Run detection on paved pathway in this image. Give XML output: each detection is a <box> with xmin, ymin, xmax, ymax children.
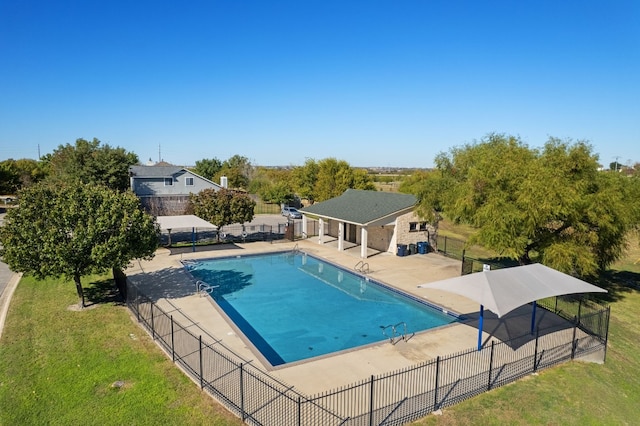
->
<box><xmin>0</xmin><ymin>212</ymin><xmax>22</xmax><ymax>339</ymax></box>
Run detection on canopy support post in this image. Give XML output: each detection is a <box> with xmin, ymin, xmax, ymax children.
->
<box><xmin>478</xmin><ymin>304</ymin><xmax>484</xmax><ymax>351</ymax></box>
<box><xmin>192</xmin><ymin>227</ymin><xmax>196</xmax><ymax>252</ymax></box>
<box><xmin>530</xmin><ymin>301</ymin><xmax>537</xmax><ymax>334</ymax></box>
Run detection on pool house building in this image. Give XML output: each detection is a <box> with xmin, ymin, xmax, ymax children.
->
<box><xmin>300</xmin><ymin>189</ymin><xmax>436</xmax><ymax>258</ymax></box>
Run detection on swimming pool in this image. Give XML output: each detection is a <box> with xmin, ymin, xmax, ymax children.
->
<box><xmin>184</xmin><ymin>251</ymin><xmax>459</xmax><ymax>366</ymax></box>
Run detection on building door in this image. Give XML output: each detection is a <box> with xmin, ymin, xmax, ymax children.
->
<box><xmin>344</xmin><ymin>223</ymin><xmax>358</xmax><ymax>244</ymax></box>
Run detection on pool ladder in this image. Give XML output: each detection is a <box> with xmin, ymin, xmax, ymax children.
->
<box><xmin>354</xmin><ymin>260</ymin><xmax>370</xmax><ymax>274</ymax></box>
<box><xmin>381</xmin><ymin>322</ymin><xmax>415</xmax><ymax>344</ymax></box>
<box><xmin>196</xmin><ymin>280</ymin><xmax>219</xmax><ymax>297</ymax></box>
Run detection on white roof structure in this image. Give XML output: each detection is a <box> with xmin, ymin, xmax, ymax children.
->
<box><xmin>156</xmin><ymin>215</ymin><xmax>217</xmax><ymax>231</ymax></box>
<box><xmin>419</xmin><ymin>263</ymin><xmax>607</xmax><ymax>318</ymax></box>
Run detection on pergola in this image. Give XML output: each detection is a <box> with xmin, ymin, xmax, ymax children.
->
<box><xmin>156</xmin><ymin>215</ymin><xmax>217</xmax><ymax>251</ymax></box>
<box><xmin>418</xmin><ymin>263</ymin><xmax>607</xmax><ymax>350</ymax></box>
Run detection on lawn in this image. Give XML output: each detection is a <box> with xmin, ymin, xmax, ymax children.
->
<box><xmin>0</xmin><ymin>274</ymin><xmax>243</xmax><ymax>426</ymax></box>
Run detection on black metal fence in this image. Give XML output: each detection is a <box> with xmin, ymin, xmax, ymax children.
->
<box><xmin>125</xmin><ymin>278</ymin><xmax>609</xmax><ymax>426</ymax></box>
<box><xmin>160</xmin><ymin>220</ymin><xmax>319</xmax><ymax>247</ymax></box>
<box><xmin>433</xmin><ymin>235</ymin><xmax>467</xmax><ymax>259</ymax></box>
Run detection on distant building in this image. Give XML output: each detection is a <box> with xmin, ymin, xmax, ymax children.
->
<box><xmin>129</xmin><ymin>164</ymin><xmax>222</xmax><ymax>215</ymax></box>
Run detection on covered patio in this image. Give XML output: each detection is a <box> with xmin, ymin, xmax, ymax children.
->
<box><xmin>156</xmin><ymin>215</ymin><xmax>217</xmax><ymax>251</ymax></box>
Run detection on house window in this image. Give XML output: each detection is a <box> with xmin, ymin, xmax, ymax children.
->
<box><xmin>419</xmin><ymin>222</ymin><xmax>428</xmax><ymax>231</ymax></box>
<box><xmin>409</xmin><ymin>222</ymin><xmax>418</xmax><ymax>232</ymax></box>
<box><xmin>164</xmin><ymin>178</ymin><xmax>173</xmax><ymax>186</ymax></box>
<box><xmin>185</xmin><ymin>177</ymin><xmax>194</xmax><ymax>186</ymax></box>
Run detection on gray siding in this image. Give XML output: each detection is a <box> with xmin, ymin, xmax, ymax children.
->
<box><xmin>132</xmin><ymin>170</ymin><xmax>218</xmax><ymax>196</ymax></box>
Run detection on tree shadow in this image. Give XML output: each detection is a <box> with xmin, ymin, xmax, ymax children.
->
<box><xmin>590</xmin><ymin>270</ymin><xmax>640</xmax><ymax>304</ymax></box>
<box><xmin>130</xmin><ymin>267</ymin><xmax>199</xmax><ymax>302</ymax></box>
<box><xmin>187</xmin><ymin>267</ymin><xmax>254</xmax><ymax>298</ymax></box>
<box><xmin>84</xmin><ymin>277</ymin><xmax>123</xmax><ymax>307</ymax></box>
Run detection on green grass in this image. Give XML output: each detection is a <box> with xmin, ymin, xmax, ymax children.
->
<box><xmin>0</xmin><ymin>275</ymin><xmax>243</xmax><ymax>426</ymax></box>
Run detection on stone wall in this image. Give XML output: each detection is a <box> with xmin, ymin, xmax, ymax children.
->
<box><xmin>394</xmin><ymin>211</ymin><xmax>436</xmax><ymax>249</ymax></box>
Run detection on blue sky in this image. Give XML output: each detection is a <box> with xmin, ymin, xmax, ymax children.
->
<box><xmin>1</xmin><ymin>1</ymin><xmax>639</xmax><ymax>168</ymax></box>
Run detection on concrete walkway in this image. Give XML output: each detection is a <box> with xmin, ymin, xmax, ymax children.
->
<box><xmin>0</xmin><ymin>211</ymin><xmax>22</xmax><ymax>340</ymax></box>
<box><xmin>126</xmin><ymin>238</ymin><xmax>580</xmax><ymax>395</ymax></box>
<box><xmin>0</xmin><ymin>262</ymin><xmax>21</xmax><ymax>340</ymax></box>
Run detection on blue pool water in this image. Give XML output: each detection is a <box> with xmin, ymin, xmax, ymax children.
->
<box><xmin>185</xmin><ymin>252</ymin><xmax>458</xmax><ymax>366</ymax></box>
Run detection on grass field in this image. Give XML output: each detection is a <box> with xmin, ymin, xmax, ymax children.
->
<box><xmin>0</xmin><ymin>275</ymin><xmax>242</xmax><ymax>426</ymax></box>
<box><xmin>1</xmin><ymin>231</ymin><xmax>639</xmax><ymax>425</ymax></box>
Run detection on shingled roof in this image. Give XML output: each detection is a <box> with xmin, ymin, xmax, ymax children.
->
<box><xmin>129</xmin><ymin>165</ymin><xmax>185</xmax><ymax>177</ymax></box>
<box><xmin>300</xmin><ymin>189</ymin><xmax>417</xmax><ymax>225</ymax></box>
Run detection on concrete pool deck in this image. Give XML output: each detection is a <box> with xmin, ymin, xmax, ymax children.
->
<box><xmin>125</xmin><ymin>239</ymin><xmax>584</xmax><ymax>395</ymax></box>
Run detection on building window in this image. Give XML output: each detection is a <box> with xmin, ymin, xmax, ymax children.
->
<box><xmin>185</xmin><ymin>177</ymin><xmax>194</xmax><ymax>186</ymax></box>
<box><xmin>419</xmin><ymin>222</ymin><xmax>428</xmax><ymax>231</ymax></box>
<box><xmin>164</xmin><ymin>178</ymin><xmax>173</xmax><ymax>186</ymax></box>
<box><xmin>409</xmin><ymin>222</ymin><xmax>418</xmax><ymax>232</ymax></box>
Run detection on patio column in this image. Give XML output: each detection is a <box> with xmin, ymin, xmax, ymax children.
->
<box><xmin>301</xmin><ymin>215</ymin><xmax>308</xmax><ymax>238</ymax></box>
<box><xmin>318</xmin><ymin>218</ymin><xmax>324</xmax><ymax>244</ymax></box>
<box><xmin>360</xmin><ymin>226</ymin><xmax>368</xmax><ymax>259</ymax></box>
<box><xmin>338</xmin><ymin>222</ymin><xmax>344</xmax><ymax>251</ymax></box>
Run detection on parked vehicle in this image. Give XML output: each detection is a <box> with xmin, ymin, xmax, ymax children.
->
<box><xmin>281</xmin><ymin>206</ymin><xmax>302</xmax><ymax>219</ymax></box>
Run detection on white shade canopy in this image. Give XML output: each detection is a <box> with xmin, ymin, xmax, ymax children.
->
<box><xmin>156</xmin><ymin>215</ymin><xmax>217</xmax><ymax>231</ymax></box>
<box><xmin>418</xmin><ymin>263</ymin><xmax>607</xmax><ymax>318</ymax></box>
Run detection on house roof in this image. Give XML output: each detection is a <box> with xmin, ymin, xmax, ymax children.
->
<box><xmin>300</xmin><ymin>189</ymin><xmax>417</xmax><ymax>225</ymax></box>
<box><xmin>129</xmin><ymin>165</ymin><xmax>185</xmax><ymax>178</ymax></box>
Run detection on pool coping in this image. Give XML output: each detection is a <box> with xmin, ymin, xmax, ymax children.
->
<box><xmin>179</xmin><ymin>249</ymin><xmax>465</xmax><ymax>370</ymax></box>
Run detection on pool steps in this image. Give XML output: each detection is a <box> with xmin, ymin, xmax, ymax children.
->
<box><xmin>354</xmin><ymin>260</ymin><xmax>370</xmax><ymax>274</ymax></box>
<box><xmin>196</xmin><ymin>280</ymin><xmax>219</xmax><ymax>297</ymax></box>
<box><xmin>381</xmin><ymin>321</ymin><xmax>415</xmax><ymax>344</ymax></box>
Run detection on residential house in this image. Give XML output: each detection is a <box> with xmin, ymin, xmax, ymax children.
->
<box><xmin>129</xmin><ymin>164</ymin><xmax>223</xmax><ymax>215</ymax></box>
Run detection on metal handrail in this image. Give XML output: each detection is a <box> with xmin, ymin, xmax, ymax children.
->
<box><xmin>354</xmin><ymin>261</ymin><xmax>370</xmax><ymax>274</ymax></box>
<box><xmin>381</xmin><ymin>321</ymin><xmax>413</xmax><ymax>344</ymax></box>
<box><xmin>196</xmin><ymin>280</ymin><xmax>219</xmax><ymax>297</ymax></box>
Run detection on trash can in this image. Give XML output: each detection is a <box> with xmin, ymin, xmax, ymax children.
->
<box><xmin>408</xmin><ymin>243</ymin><xmax>416</xmax><ymax>255</ymax></box>
<box><xmin>397</xmin><ymin>244</ymin><xmax>407</xmax><ymax>257</ymax></box>
<box><xmin>418</xmin><ymin>241</ymin><xmax>429</xmax><ymax>254</ymax></box>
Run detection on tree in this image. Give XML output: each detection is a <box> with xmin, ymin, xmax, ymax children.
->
<box><xmin>0</xmin><ymin>160</ymin><xmax>20</xmax><ymax>194</ymax></box>
<box><xmin>42</xmin><ymin>138</ymin><xmax>139</xmax><ymax>191</ymax></box>
<box><xmin>291</xmin><ymin>159</ymin><xmax>319</xmax><ymax>203</ymax></box>
<box><xmin>248</xmin><ymin>167</ymin><xmax>296</xmax><ymax>205</ymax></box>
<box><xmin>399</xmin><ymin>169</ymin><xmax>450</xmax><ymax>235</ymax></box>
<box><xmin>218</xmin><ymin>155</ymin><xmax>252</xmax><ymax>190</ymax></box>
<box><xmin>409</xmin><ymin>133</ymin><xmax>639</xmax><ymax>277</ymax></box>
<box><xmin>0</xmin><ymin>182</ymin><xmax>159</xmax><ymax>308</ymax></box>
<box><xmin>191</xmin><ymin>157</ymin><xmax>223</xmax><ymax>181</ymax></box>
<box><xmin>314</xmin><ymin>158</ymin><xmax>376</xmax><ymax>202</ymax></box>
<box><xmin>290</xmin><ymin>158</ymin><xmax>376</xmax><ymax>203</ymax></box>
<box><xmin>189</xmin><ymin>188</ymin><xmax>256</xmax><ymax>239</ymax></box>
